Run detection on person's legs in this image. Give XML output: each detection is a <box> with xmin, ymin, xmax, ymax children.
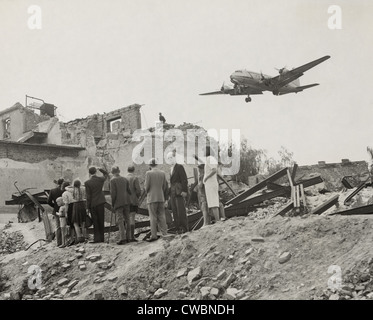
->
<box><xmin>54</xmin><ymin>213</ymin><xmax>62</xmax><ymax>246</ymax></box>
<box><xmin>96</xmin><ymin>203</ymin><xmax>105</xmax><ymax>242</ymax></box>
<box><xmin>123</xmin><ymin>205</ymin><xmax>132</xmax><ymax>241</ymax></box>
<box><xmin>201</xmin><ymin>199</ymin><xmax>210</xmax><ymax>227</ymax></box>
<box><xmin>129</xmin><ymin>207</ymin><xmax>136</xmax><ymax>240</ymax></box>
<box><xmin>210</xmin><ymin>207</ymin><xmax>220</xmax><ymax>223</ymax></box>
<box><xmin>157</xmin><ymin>202</ymin><xmax>168</xmax><ymax>236</ymax></box>
<box><xmin>219</xmin><ymin>201</ymin><xmax>226</xmax><ymax>220</ymax></box>
<box><xmin>74</xmin><ymin>222</ymin><xmax>82</xmax><ymax>240</ymax></box>
<box><xmin>170</xmin><ymin>193</ymin><xmax>180</xmax><ymax>232</ymax></box>
<box><xmin>115</xmin><ymin>207</ymin><xmax>126</xmax><ymax>243</ymax></box>
<box><xmin>175</xmin><ymin>196</ymin><xmax>188</xmax><ymax>232</ymax></box>
<box><xmin>90</xmin><ymin>205</ymin><xmax>100</xmax><ymax>242</ymax></box>
<box><xmin>147</xmin><ymin>202</ymin><xmax>158</xmax><ymax>239</ymax></box>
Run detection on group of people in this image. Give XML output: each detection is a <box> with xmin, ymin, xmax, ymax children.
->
<box><xmin>47</xmin><ymin>146</ymin><xmax>225</xmax><ymax>247</ymax></box>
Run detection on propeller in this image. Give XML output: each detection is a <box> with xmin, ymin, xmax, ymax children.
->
<box><xmin>275</xmin><ymin>66</ymin><xmax>288</xmax><ymax>75</ymax></box>
<box><xmin>220</xmin><ymin>82</ymin><xmax>232</xmax><ymax>93</ymax></box>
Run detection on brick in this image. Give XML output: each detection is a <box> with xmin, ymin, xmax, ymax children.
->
<box><xmin>108</xmin><ymin>276</ymin><xmax>118</xmax><ymax>282</ymax></box>
<box><xmin>67</xmin><ymin>280</ymin><xmax>79</xmax><ymax>290</ymax></box>
<box><xmin>61</xmin><ymin>263</ymin><xmax>71</xmax><ymax>270</ymax></box>
<box><xmin>222</xmin><ymin>273</ymin><xmax>236</xmax><ymax>288</ymax></box>
<box><xmin>79</xmin><ymin>265</ymin><xmax>86</xmax><ymax>271</ymax></box>
<box><xmin>154</xmin><ymin>288</ymin><xmax>168</xmax><ymax>299</ymax></box>
<box><xmin>176</xmin><ymin>268</ymin><xmax>188</xmax><ymax>278</ymax></box>
<box><xmin>70</xmin><ymin>290</ymin><xmax>79</xmax><ymax>296</ymax></box>
<box><xmin>210</xmin><ymin>288</ymin><xmax>219</xmax><ymax>297</ymax></box>
<box><xmin>117</xmin><ymin>285</ymin><xmax>127</xmax><ymax>296</ymax></box>
<box><xmin>278</xmin><ymin>252</ymin><xmax>291</xmax><ymax>264</ymax></box>
<box><xmin>251</xmin><ymin>237</ymin><xmax>264</xmax><ymax>242</ymax></box>
<box><xmin>178</xmin><ymin>291</ymin><xmax>187</xmax><ymax>298</ymax></box>
<box><xmin>187</xmin><ymin>267</ymin><xmax>202</xmax><ymax>284</ymax></box>
<box><xmin>217</xmin><ymin>270</ymin><xmax>227</xmax><ymax>280</ymax></box>
<box><xmin>57</xmin><ymin>278</ymin><xmax>69</xmax><ymax>286</ymax></box>
<box><xmin>86</xmin><ymin>254</ymin><xmax>101</xmax><ymax>262</ymax></box>
<box><xmin>200</xmin><ymin>287</ymin><xmax>211</xmax><ymax>299</ymax></box>
<box><xmin>61</xmin><ymin>288</ymin><xmax>69</xmax><ymax>296</ymax></box>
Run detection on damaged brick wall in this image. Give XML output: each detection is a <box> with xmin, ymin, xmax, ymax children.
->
<box><xmin>0</xmin><ymin>141</ymin><xmax>84</xmax><ymax>163</ymax></box>
<box><xmin>296</xmin><ymin>160</ymin><xmax>370</xmax><ymax>191</ymax></box>
<box><xmin>60</xmin><ymin>104</ymin><xmax>142</xmax><ymax>146</ymax></box>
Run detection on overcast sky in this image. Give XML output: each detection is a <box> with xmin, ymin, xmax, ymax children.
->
<box><xmin>1</xmin><ymin>0</ymin><xmax>373</xmax><ymax>166</ymax></box>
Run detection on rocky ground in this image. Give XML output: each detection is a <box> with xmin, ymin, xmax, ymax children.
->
<box><xmin>1</xmin><ymin>187</ymin><xmax>373</xmax><ymax>300</ymax></box>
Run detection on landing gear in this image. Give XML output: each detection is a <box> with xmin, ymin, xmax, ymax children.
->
<box><xmin>245</xmin><ymin>96</ymin><xmax>252</xmax><ymax>103</ymax></box>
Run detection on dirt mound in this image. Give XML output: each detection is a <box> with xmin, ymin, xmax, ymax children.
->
<box><xmin>1</xmin><ymin>195</ymin><xmax>373</xmax><ymax>300</ymax></box>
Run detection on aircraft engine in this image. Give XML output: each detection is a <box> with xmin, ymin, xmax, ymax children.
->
<box><xmin>220</xmin><ymin>82</ymin><xmax>232</xmax><ymax>93</ymax></box>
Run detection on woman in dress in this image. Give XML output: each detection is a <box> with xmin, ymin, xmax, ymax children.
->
<box><xmin>72</xmin><ymin>179</ymin><xmax>87</xmax><ymax>243</ymax></box>
<box><xmin>203</xmin><ymin>146</ymin><xmax>220</xmax><ymax>223</ymax></box>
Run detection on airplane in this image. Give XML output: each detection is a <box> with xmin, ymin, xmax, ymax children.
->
<box><xmin>200</xmin><ymin>55</ymin><xmax>330</xmax><ymax>102</ymax></box>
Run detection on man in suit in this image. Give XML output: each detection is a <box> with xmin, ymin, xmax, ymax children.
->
<box><xmin>144</xmin><ymin>158</ymin><xmax>169</xmax><ymax>241</ymax></box>
<box><xmin>47</xmin><ymin>178</ymin><xmax>64</xmax><ymax>246</ymax></box>
<box><xmin>85</xmin><ymin>167</ymin><xmax>109</xmax><ymax>243</ymax></box>
<box><xmin>110</xmin><ymin>166</ymin><xmax>132</xmax><ymax>245</ymax></box>
<box><xmin>166</xmin><ymin>152</ymin><xmax>189</xmax><ymax>234</ymax></box>
<box><xmin>125</xmin><ymin>165</ymin><xmax>142</xmax><ymax>242</ymax></box>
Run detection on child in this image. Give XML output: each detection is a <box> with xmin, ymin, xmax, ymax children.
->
<box><xmin>56</xmin><ymin>197</ymin><xmax>67</xmax><ymax>248</ymax></box>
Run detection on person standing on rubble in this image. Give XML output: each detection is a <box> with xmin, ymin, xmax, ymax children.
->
<box><xmin>197</xmin><ymin>164</ymin><xmax>210</xmax><ymax>228</ymax></box>
<box><xmin>203</xmin><ymin>146</ymin><xmax>220</xmax><ymax>223</ymax></box>
<box><xmin>85</xmin><ymin>167</ymin><xmax>109</xmax><ymax>243</ymax></box>
<box><xmin>110</xmin><ymin>166</ymin><xmax>132</xmax><ymax>245</ymax></box>
<box><xmin>167</xmin><ymin>151</ymin><xmax>189</xmax><ymax>234</ymax></box>
<box><xmin>61</xmin><ymin>181</ymin><xmax>76</xmax><ymax>246</ymax></box>
<box><xmin>72</xmin><ymin>179</ymin><xmax>87</xmax><ymax>243</ymax></box>
<box><xmin>47</xmin><ymin>178</ymin><xmax>64</xmax><ymax>246</ymax></box>
<box><xmin>125</xmin><ymin>165</ymin><xmax>142</xmax><ymax>242</ymax></box>
<box><xmin>144</xmin><ymin>158</ymin><xmax>169</xmax><ymax>241</ymax></box>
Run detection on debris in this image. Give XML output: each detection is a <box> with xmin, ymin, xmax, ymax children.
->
<box><xmin>176</xmin><ymin>268</ymin><xmax>188</xmax><ymax>278</ymax></box>
<box><xmin>117</xmin><ymin>285</ymin><xmax>127</xmax><ymax>296</ymax></box>
<box><xmin>154</xmin><ymin>288</ymin><xmax>168</xmax><ymax>299</ymax></box>
<box><xmin>67</xmin><ymin>280</ymin><xmax>79</xmax><ymax>290</ymax></box>
<box><xmin>216</xmin><ymin>270</ymin><xmax>227</xmax><ymax>280</ymax></box>
<box><xmin>86</xmin><ymin>254</ymin><xmax>101</xmax><ymax>262</ymax></box>
<box><xmin>200</xmin><ymin>286</ymin><xmax>211</xmax><ymax>299</ymax></box>
<box><xmin>57</xmin><ymin>278</ymin><xmax>69</xmax><ymax>286</ymax></box>
<box><xmin>278</xmin><ymin>252</ymin><xmax>291</xmax><ymax>264</ymax></box>
<box><xmin>222</xmin><ymin>273</ymin><xmax>236</xmax><ymax>288</ymax></box>
<box><xmin>251</xmin><ymin>237</ymin><xmax>264</xmax><ymax>242</ymax></box>
<box><xmin>187</xmin><ymin>267</ymin><xmax>202</xmax><ymax>284</ymax></box>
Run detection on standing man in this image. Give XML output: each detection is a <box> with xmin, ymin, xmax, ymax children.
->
<box><xmin>85</xmin><ymin>167</ymin><xmax>109</xmax><ymax>243</ymax></box>
<box><xmin>125</xmin><ymin>165</ymin><xmax>142</xmax><ymax>242</ymax></box>
<box><xmin>110</xmin><ymin>166</ymin><xmax>132</xmax><ymax>245</ymax></box>
<box><xmin>144</xmin><ymin>158</ymin><xmax>169</xmax><ymax>242</ymax></box>
<box><xmin>167</xmin><ymin>151</ymin><xmax>189</xmax><ymax>234</ymax></box>
<box><xmin>47</xmin><ymin>178</ymin><xmax>64</xmax><ymax>246</ymax></box>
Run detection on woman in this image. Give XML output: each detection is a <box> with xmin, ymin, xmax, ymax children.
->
<box><xmin>203</xmin><ymin>146</ymin><xmax>220</xmax><ymax>223</ymax></box>
<box><xmin>72</xmin><ymin>179</ymin><xmax>87</xmax><ymax>243</ymax></box>
<box><xmin>61</xmin><ymin>181</ymin><xmax>76</xmax><ymax>246</ymax></box>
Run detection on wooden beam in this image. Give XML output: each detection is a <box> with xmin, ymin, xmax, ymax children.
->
<box><xmin>329</xmin><ymin>204</ymin><xmax>373</xmax><ymax>216</ymax></box>
<box><xmin>225</xmin><ymin>167</ymin><xmax>288</xmax><ymax>205</ymax></box>
<box><xmin>300</xmin><ymin>184</ymin><xmax>307</xmax><ymax>212</ymax></box>
<box><xmin>291</xmin><ymin>163</ymin><xmax>298</xmax><ymax>185</ymax></box>
<box><xmin>273</xmin><ymin>201</ymin><xmax>294</xmax><ymax>217</ymax></box>
<box><xmin>310</xmin><ymin>195</ymin><xmax>339</xmax><ymax>215</ymax></box>
<box><xmin>226</xmin><ymin>188</ymin><xmax>290</xmax><ymax>211</ymax></box>
<box><xmin>343</xmin><ymin>177</ymin><xmax>370</xmax><ymax>205</ymax></box>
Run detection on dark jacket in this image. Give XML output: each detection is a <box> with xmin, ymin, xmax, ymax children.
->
<box><xmin>125</xmin><ymin>172</ymin><xmax>142</xmax><ymax>206</ymax></box>
<box><xmin>47</xmin><ymin>186</ymin><xmax>64</xmax><ymax>214</ymax></box>
<box><xmin>170</xmin><ymin>163</ymin><xmax>188</xmax><ymax>195</ymax></box>
<box><xmin>110</xmin><ymin>175</ymin><xmax>131</xmax><ymax>210</ymax></box>
<box><xmin>84</xmin><ymin>169</ymin><xmax>108</xmax><ymax>209</ymax></box>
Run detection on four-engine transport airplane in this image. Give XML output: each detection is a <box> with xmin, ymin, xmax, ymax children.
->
<box><xmin>200</xmin><ymin>55</ymin><xmax>330</xmax><ymax>102</ymax></box>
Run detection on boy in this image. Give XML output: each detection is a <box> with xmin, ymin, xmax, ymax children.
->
<box><xmin>56</xmin><ymin>197</ymin><xmax>67</xmax><ymax>248</ymax></box>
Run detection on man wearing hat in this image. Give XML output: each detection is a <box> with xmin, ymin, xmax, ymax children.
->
<box><xmin>144</xmin><ymin>158</ymin><xmax>169</xmax><ymax>241</ymax></box>
<box><xmin>110</xmin><ymin>166</ymin><xmax>132</xmax><ymax>245</ymax></box>
<box><xmin>84</xmin><ymin>167</ymin><xmax>109</xmax><ymax>243</ymax></box>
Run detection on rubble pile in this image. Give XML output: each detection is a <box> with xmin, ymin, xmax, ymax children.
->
<box><xmin>321</xmin><ymin>258</ymin><xmax>373</xmax><ymax>300</ymax></box>
<box><xmin>1</xmin><ymin>223</ymin><xmax>28</xmax><ymax>255</ymax></box>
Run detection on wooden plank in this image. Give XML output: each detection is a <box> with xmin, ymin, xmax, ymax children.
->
<box><xmin>225</xmin><ymin>167</ymin><xmax>288</xmax><ymax>205</ymax></box>
<box><xmin>226</xmin><ymin>188</ymin><xmax>289</xmax><ymax>211</ymax></box>
<box><xmin>287</xmin><ymin>169</ymin><xmax>294</xmax><ymax>187</ymax></box>
<box><xmin>343</xmin><ymin>177</ymin><xmax>370</xmax><ymax>205</ymax></box>
<box><xmin>310</xmin><ymin>195</ymin><xmax>339</xmax><ymax>215</ymax></box>
<box><xmin>273</xmin><ymin>201</ymin><xmax>294</xmax><ymax>217</ymax></box>
<box><xmin>291</xmin><ymin>163</ymin><xmax>298</xmax><ymax>185</ymax></box>
<box><xmin>300</xmin><ymin>184</ymin><xmax>307</xmax><ymax>211</ymax></box>
<box><xmin>329</xmin><ymin>204</ymin><xmax>373</xmax><ymax>216</ymax></box>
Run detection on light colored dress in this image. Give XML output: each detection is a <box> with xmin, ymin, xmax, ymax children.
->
<box><xmin>204</xmin><ymin>155</ymin><xmax>219</xmax><ymax>208</ymax></box>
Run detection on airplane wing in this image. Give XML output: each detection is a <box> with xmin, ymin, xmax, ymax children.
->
<box><xmin>267</xmin><ymin>55</ymin><xmax>330</xmax><ymax>89</ymax></box>
<box><xmin>278</xmin><ymin>83</ymin><xmax>319</xmax><ymax>95</ymax></box>
<box><xmin>200</xmin><ymin>86</ymin><xmax>263</xmax><ymax>96</ymax></box>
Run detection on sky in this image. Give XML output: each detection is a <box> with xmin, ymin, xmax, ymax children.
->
<box><xmin>1</xmin><ymin>0</ymin><xmax>373</xmax><ymax>166</ymax></box>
